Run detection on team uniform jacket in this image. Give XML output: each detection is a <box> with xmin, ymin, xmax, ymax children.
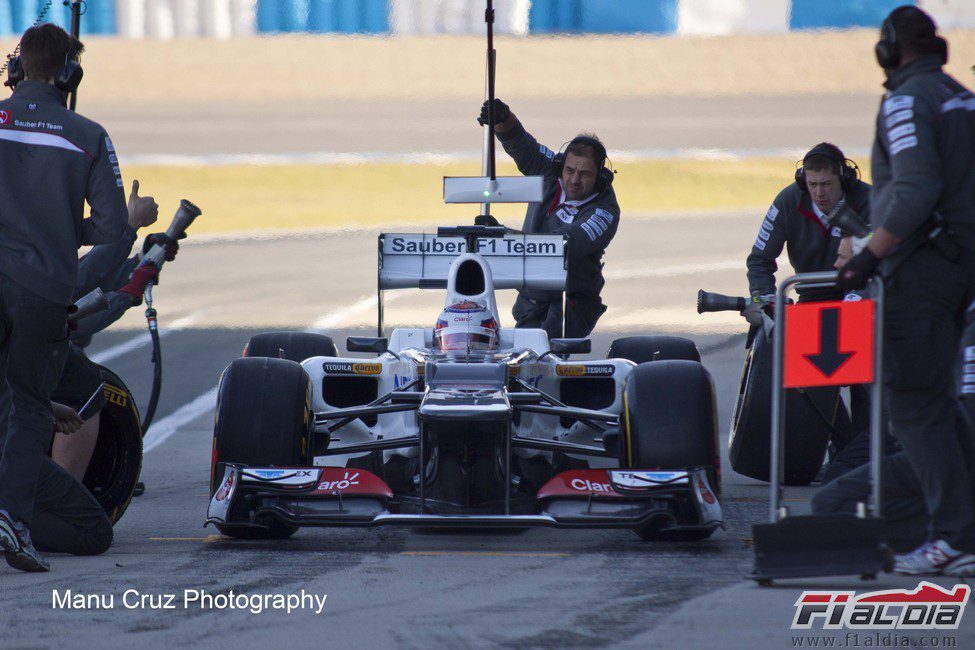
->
<box><xmin>871</xmin><ymin>55</ymin><xmax>975</xmax><ymax>252</ymax></box>
<box><xmin>72</xmin><ymin>225</ymin><xmax>141</xmax><ymax>344</ymax></box>
<box><xmin>0</xmin><ymin>81</ymin><xmax>127</xmax><ymax>304</ymax></box>
<box><xmin>497</xmin><ymin>119</ymin><xmax>620</xmax><ymax>306</ymax></box>
<box><xmin>746</xmin><ymin>181</ymin><xmax>871</xmax><ymax>298</ymax></box>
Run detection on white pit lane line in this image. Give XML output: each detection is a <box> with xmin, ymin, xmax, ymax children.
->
<box><xmin>88</xmin><ymin>310</ymin><xmax>207</xmax><ymax>365</ymax></box>
<box><xmin>144</xmin><ymin>293</ymin><xmax>417</xmax><ymax>453</ymax></box>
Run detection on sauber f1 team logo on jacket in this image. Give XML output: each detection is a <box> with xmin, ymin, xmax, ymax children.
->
<box><xmin>792</xmin><ymin>582</ymin><xmax>970</xmax><ymax>630</ymax></box>
<box><xmin>0</xmin><ymin>110</ymin><xmax>9</xmax><ymax>125</ymax></box>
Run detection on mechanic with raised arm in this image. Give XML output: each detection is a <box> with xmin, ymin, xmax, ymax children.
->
<box><xmin>476</xmin><ymin>99</ymin><xmax>620</xmax><ymax>339</ymax></box>
<box><xmin>0</xmin><ymin>24</ymin><xmax>128</xmax><ymax>572</ymax></box>
<box><xmin>836</xmin><ymin>6</ymin><xmax>975</xmax><ymax>577</ymax></box>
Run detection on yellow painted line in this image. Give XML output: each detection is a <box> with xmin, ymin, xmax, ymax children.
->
<box><xmin>149</xmin><ymin>535</ymin><xmax>224</xmax><ymax>543</ymax></box>
<box><xmin>401</xmin><ymin>551</ymin><xmax>570</xmax><ymax>558</ymax></box>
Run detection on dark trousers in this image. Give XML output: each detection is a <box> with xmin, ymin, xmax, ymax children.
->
<box><xmin>883</xmin><ymin>246</ymin><xmax>975</xmax><ymax>551</ymax></box>
<box><xmin>0</xmin><ymin>275</ymin><xmax>69</xmax><ymax>524</ymax></box>
<box><xmin>812</xmin><ymin>451</ymin><xmax>927</xmax><ymax>553</ymax></box>
<box><xmin>0</xmin><ymin>382</ymin><xmax>113</xmax><ymax>555</ymax></box>
<box><xmin>513</xmin><ymin>293</ymin><xmax>607</xmax><ymax>339</ymax></box>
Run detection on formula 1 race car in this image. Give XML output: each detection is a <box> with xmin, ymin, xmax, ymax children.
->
<box><xmin>207</xmin><ymin>226</ymin><xmax>722</xmax><ymax>541</ymax></box>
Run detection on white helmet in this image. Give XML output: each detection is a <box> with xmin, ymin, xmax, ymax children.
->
<box><xmin>434</xmin><ymin>300</ymin><xmax>500</xmax><ymax>353</ymax></box>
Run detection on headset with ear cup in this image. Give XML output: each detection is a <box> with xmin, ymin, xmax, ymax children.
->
<box><xmin>54</xmin><ymin>52</ymin><xmax>83</xmax><ymax>93</ymax></box>
<box><xmin>3</xmin><ymin>49</ymin><xmax>82</xmax><ymax>92</ymax></box>
<box><xmin>875</xmin><ymin>6</ymin><xmax>948</xmax><ymax>70</ymax></box>
<box><xmin>552</xmin><ymin>135</ymin><xmax>615</xmax><ymax>189</ymax></box>
<box><xmin>794</xmin><ymin>143</ymin><xmax>861</xmax><ymax>194</ymax></box>
<box><xmin>4</xmin><ymin>55</ymin><xmax>24</xmax><ymax>88</ymax></box>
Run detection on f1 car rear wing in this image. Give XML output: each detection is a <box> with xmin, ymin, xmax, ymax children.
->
<box><xmin>376</xmin><ymin>229</ymin><xmax>567</xmax><ymax>336</ymax></box>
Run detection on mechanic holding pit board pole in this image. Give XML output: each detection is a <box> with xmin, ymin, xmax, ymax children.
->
<box><xmin>475</xmin><ymin>99</ymin><xmax>620</xmax><ymax>339</ymax></box>
<box><xmin>0</xmin><ymin>21</ymin><xmax>130</xmax><ymax>572</ymax></box>
<box><xmin>836</xmin><ymin>5</ymin><xmax>975</xmax><ymax>577</ymax></box>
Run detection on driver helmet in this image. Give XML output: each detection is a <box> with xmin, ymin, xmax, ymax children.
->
<box><xmin>434</xmin><ymin>300</ymin><xmax>500</xmax><ymax>353</ymax></box>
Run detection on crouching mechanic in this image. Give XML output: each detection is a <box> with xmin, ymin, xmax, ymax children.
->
<box><xmin>476</xmin><ymin>99</ymin><xmax>620</xmax><ymax>339</ymax></box>
<box><xmin>812</xmin><ymin>234</ymin><xmax>924</xmax><ymax>552</ymax></box>
<box><xmin>50</xmin><ymin>179</ymin><xmax>172</xmax><ymax>481</ymax></box>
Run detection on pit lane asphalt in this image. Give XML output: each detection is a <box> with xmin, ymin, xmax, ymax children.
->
<box><xmin>4</xmin><ymin>214</ymin><xmax>970</xmax><ymax>649</ymax></box>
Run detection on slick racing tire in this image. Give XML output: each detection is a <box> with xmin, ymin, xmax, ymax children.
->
<box><xmin>211</xmin><ymin>357</ymin><xmax>312</xmax><ymax>539</ymax></box>
<box><xmin>82</xmin><ymin>367</ymin><xmax>143</xmax><ymax>525</ymax></box>
<box><xmin>244</xmin><ymin>332</ymin><xmax>337</xmax><ymax>363</ymax></box>
<box><xmin>622</xmin><ymin>360</ymin><xmax>719</xmax><ymax>541</ymax></box>
<box><xmin>608</xmin><ymin>335</ymin><xmax>700</xmax><ymax>364</ymax></box>
<box><xmin>729</xmin><ymin>326</ymin><xmax>843</xmax><ymax>486</ymax></box>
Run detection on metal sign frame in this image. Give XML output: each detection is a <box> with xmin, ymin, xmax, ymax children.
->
<box><xmin>770</xmin><ymin>271</ymin><xmax>885</xmax><ymax>522</ymax></box>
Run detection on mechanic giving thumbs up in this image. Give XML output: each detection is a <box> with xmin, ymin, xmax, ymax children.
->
<box><xmin>127</xmin><ymin>180</ymin><xmax>159</xmax><ymax>231</ymax></box>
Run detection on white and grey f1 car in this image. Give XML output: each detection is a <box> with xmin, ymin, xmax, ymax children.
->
<box><xmin>207</xmin><ymin>226</ymin><xmax>722</xmax><ymax>541</ymax></box>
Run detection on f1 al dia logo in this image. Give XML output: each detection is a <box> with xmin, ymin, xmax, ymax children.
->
<box><xmin>792</xmin><ymin>582</ymin><xmax>970</xmax><ymax>630</ymax></box>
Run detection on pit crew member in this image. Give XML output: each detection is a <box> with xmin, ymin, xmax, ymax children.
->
<box><xmin>745</xmin><ymin>142</ymin><xmax>871</xmax><ymax>312</ymax></box>
<box><xmin>476</xmin><ymin>99</ymin><xmax>620</xmax><ymax>339</ymax></box>
<box><xmin>0</xmin><ymin>24</ymin><xmax>128</xmax><ymax>572</ymax></box>
<box><xmin>837</xmin><ymin>5</ymin><xmax>975</xmax><ymax>576</ymax></box>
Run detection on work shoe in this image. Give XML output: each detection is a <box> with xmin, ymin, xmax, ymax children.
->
<box><xmin>894</xmin><ymin>540</ymin><xmax>975</xmax><ymax>576</ymax></box>
<box><xmin>0</xmin><ymin>509</ymin><xmax>49</xmax><ymax>572</ymax></box>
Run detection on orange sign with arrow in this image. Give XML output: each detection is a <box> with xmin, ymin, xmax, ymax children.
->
<box><xmin>784</xmin><ymin>300</ymin><xmax>874</xmax><ymax>388</ymax></box>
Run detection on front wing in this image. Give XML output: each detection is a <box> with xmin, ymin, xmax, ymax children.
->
<box><xmin>206</xmin><ymin>465</ymin><xmax>722</xmax><ymax>534</ymax></box>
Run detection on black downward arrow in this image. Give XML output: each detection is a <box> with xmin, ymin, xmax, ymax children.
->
<box><xmin>804</xmin><ymin>308</ymin><xmax>854</xmax><ymax>377</ymax></box>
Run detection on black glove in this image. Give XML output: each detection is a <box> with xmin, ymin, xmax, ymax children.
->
<box><xmin>142</xmin><ymin>232</ymin><xmax>184</xmax><ymax>262</ymax></box>
<box><xmin>477</xmin><ymin>98</ymin><xmax>511</xmax><ymax>127</ymax></box>
<box><xmin>837</xmin><ymin>248</ymin><xmax>880</xmax><ymax>293</ymax></box>
<box><xmin>743</xmin><ymin>292</ymin><xmax>772</xmax><ymax>327</ymax></box>
<box><xmin>474</xmin><ymin>214</ymin><xmax>502</xmax><ymax>227</ymax></box>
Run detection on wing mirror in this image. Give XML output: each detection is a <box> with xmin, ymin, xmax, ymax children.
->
<box><xmin>549</xmin><ymin>338</ymin><xmax>591</xmax><ymax>355</ymax></box>
<box><xmin>346</xmin><ymin>337</ymin><xmax>389</xmax><ymax>354</ymax></box>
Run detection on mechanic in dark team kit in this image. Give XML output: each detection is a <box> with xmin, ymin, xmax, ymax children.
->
<box><xmin>745</xmin><ymin>143</ymin><xmax>872</xmax><ymax>450</ymax></box>
<box><xmin>0</xmin><ymin>24</ymin><xmax>129</xmax><ymax>572</ymax></box>
<box><xmin>837</xmin><ymin>6</ymin><xmax>975</xmax><ymax>576</ymax></box>
<box><xmin>745</xmin><ymin>142</ymin><xmax>871</xmax><ymax>310</ymax></box>
<box><xmin>476</xmin><ymin>98</ymin><xmax>620</xmax><ymax>338</ymax></box>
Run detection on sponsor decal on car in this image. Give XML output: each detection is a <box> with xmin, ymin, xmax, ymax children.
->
<box><xmin>609</xmin><ymin>470</ymin><xmax>689</xmax><ymax>489</ymax></box>
<box><xmin>241</xmin><ymin>468</ymin><xmax>321</xmax><ymax>487</ymax></box>
<box><xmin>311</xmin><ymin>468</ymin><xmax>394</xmax><ymax>498</ymax></box>
<box><xmin>792</xmin><ymin>582</ymin><xmax>970</xmax><ymax>630</ymax></box>
<box><xmin>556</xmin><ymin>364</ymin><xmax>615</xmax><ymax>377</ymax></box>
<box><xmin>536</xmin><ymin>470</ymin><xmax>629</xmax><ymax>499</ymax></box>
<box><xmin>322</xmin><ymin>362</ymin><xmax>382</xmax><ymax>375</ymax></box>
<box><xmin>384</xmin><ymin>235</ymin><xmax>561</xmax><ymax>256</ymax></box>
<box><xmin>0</xmin><ymin>110</ymin><xmax>9</xmax><ymax>125</ymax></box>
<box><xmin>214</xmin><ymin>470</ymin><xmax>235</xmax><ymax>502</ymax></box>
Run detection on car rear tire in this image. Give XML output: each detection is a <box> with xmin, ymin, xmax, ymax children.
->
<box><xmin>608</xmin><ymin>335</ymin><xmax>700</xmax><ymax>364</ymax></box>
<box><xmin>244</xmin><ymin>331</ymin><xmax>337</xmax><ymax>362</ymax></box>
<box><xmin>622</xmin><ymin>360</ymin><xmax>720</xmax><ymax>541</ymax></box>
<box><xmin>211</xmin><ymin>357</ymin><xmax>312</xmax><ymax>539</ymax></box>
<box><xmin>82</xmin><ymin>367</ymin><xmax>143</xmax><ymax>525</ymax></box>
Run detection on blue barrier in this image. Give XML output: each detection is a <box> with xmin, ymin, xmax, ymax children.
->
<box><xmin>790</xmin><ymin>0</ymin><xmax>912</xmax><ymax>30</ymax></box>
<box><xmin>259</xmin><ymin>0</ymin><xmax>388</xmax><ymax>34</ymax></box>
<box><xmin>529</xmin><ymin>0</ymin><xmax>678</xmax><ymax>35</ymax></box>
<box><xmin>0</xmin><ymin>0</ymin><xmax>115</xmax><ymax>37</ymax></box>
